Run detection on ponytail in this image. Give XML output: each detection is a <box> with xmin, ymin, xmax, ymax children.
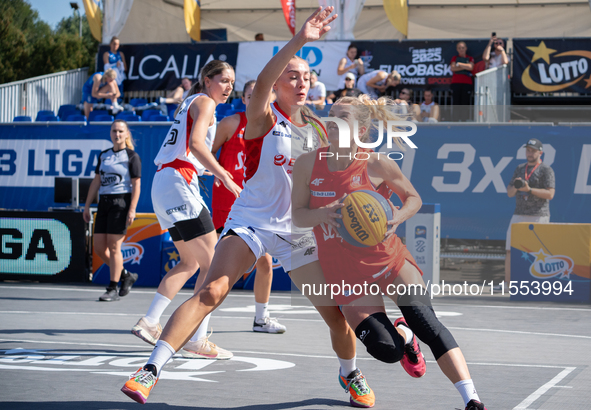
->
<box><xmin>300</xmin><ymin>105</ymin><xmax>329</xmax><ymax>148</ymax></box>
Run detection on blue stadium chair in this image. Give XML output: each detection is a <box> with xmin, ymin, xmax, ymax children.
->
<box><xmin>58</xmin><ymin>104</ymin><xmax>77</xmax><ymax>118</ymax></box>
<box><xmin>35</xmin><ymin>110</ymin><xmax>55</xmax><ymax>121</ymax></box>
<box><xmin>215</xmin><ymin>103</ymin><xmax>232</xmax><ymax>117</ymax></box>
<box><xmin>65</xmin><ymin>114</ymin><xmax>87</xmax><ymax>122</ymax></box>
<box><xmin>13</xmin><ymin>116</ymin><xmax>32</xmax><ymax>122</ymax></box>
<box><xmin>116</xmin><ymin>110</ymin><xmax>135</xmax><ymax>119</ymax></box>
<box><xmin>58</xmin><ymin>108</ymin><xmax>79</xmax><ymax>121</ymax></box>
<box><xmin>149</xmin><ymin>114</ymin><xmax>169</xmax><ymax>122</ymax></box>
<box><xmin>231</xmin><ymin>98</ymin><xmax>246</xmax><ymax>112</ymax></box>
<box><xmin>221</xmin><ymin>109</ymin><xmax>237</xmax><ymax>119</ymax></box>
<box><xmin>166</xmin><ymin>103</ymin><xmax>178</xmax><ymax>116</ymax></box>
<box><xmin>120</xmin><ymin>114</ymin><xmax>141</xmax><ymax>122</ymax></box>
<box><xmin>94</xmin><ymin>115</ymin><xmax>115</xmax><ymax>122</ymax></box>
<box><xmin>36</xmin><ymin>114</ymin><xmax>59</xmax><ymax>122</ymax></box>
<box><xmin>141</xmin><ymin>109</ymin><xmax>162</xmax><ymax>121</ymax></box>
<box><xmin>88</xmin><ymin>110</ymin><xmax>109</xmax><ymax>121</ymax></box>
<box><xmin>130</xmin><ymin>98</ymin><xmax>148</xmax><ymax>107</ymax></box>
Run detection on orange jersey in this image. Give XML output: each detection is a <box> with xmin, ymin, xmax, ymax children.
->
<box><xmin>212</xmin><ymin>112</ymin><xmax>247</xmax><ymax>229</ymax></box>
<box><xmin>309</xmin><ymin>147</ymin><xmax>420</xmax><ymax>304</ymax></box>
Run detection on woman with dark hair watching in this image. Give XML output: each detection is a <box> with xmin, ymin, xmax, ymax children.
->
<box><xmin>84</xmin><ymin>120</ymin><xmax>141</xmax><ymax>301</ymax></box>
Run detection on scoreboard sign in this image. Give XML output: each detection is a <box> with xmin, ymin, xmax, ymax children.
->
<box><xmin>0</xmin><ymin>211</ymin><xmax>88</xmax><ymax>282</ymax></box>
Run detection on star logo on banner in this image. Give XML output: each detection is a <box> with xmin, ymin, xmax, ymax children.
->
<box><xmin>584</xmin><ymin>76</ymin><xmax>591</xmax><ymax>89</ymax></box>
<box><xmin>521</xmin><ymin>251</ymin><xmax>531</xmax><ymax>261</ymax></box>
<box><xmin>532</xmin><ymin>249</ymin><xmax>550</xmax><ymax>263</ymax></box>
<box><xmin>527</xmin><ymin>41</ymin><xmax>557</xmax><ymax>64</ymax></box>
<box><xmin>167</xmin><ymin>250</ymin><xmax>180</xmax><ymax>261</ymax></box>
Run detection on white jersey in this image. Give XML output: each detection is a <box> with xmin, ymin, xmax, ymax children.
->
<box><xmin>338</xmin><ymin>56</ymin><xmax>360</xmax><ymax>89</ymax></box>
<box><xmin>357</xmin><ymin>71</ymin><xmax>385</xmax><ymax>99</ymax></box>
<box><xmin>228</xmin><ymin>103</ymin><xmax>323</xmax><ymax>236</ymax></box>
<box><xmin>154</xmin><ymin>93</ymin><xmax>216</xmax><ymax>176</ymax></box>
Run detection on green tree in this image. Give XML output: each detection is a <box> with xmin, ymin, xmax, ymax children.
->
<box><xmin>0</xmin><ymin>0</ymin><xmax>98</xmax><ymax>84</ymax></box>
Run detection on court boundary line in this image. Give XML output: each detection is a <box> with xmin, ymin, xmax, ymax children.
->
<box><xmin>513</xmin><ymin>367</ymin><xmax>576</xmax><ymax>410</ymax></box>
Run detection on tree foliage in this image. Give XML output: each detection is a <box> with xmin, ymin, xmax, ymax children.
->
<box><xmin>0</xmin><ymin>0</ymin><xmax>99</xmax><ymax>84</ymax></box>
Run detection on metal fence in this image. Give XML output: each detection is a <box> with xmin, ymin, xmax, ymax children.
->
<box><xmin>473</xmin><ymin>64</ymin><xmax>511</xmax><ymax>123</ymax></box>
<box><xmin>0</xmin><ymin>68</ymin><xmax>89</xmax><ymax>123</ymax></box>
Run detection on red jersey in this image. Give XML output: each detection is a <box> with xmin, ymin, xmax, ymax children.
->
<box><xmin>451</xmin><ymin>55</ymin><xmax>474</xmax><ymax>85</ymax></box>
<box><xmin>212</xmin><ymin>112</ymin><xmax>247</xmax><ymax>229</ymax></box>
<box><xmin>309</xmin><ymin>147</ymin><xmax>420</xmax><ymax>304</ymax></box>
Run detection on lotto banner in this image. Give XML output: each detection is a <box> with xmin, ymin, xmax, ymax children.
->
<box><xmin>92</xmin><ymin>213</ymin><xmax>168</xmax><ymax>287</ymax></box>
<box><xmin>510</xmin><ymin>223</ymin><xmax>591</xmax><ymax>302</ymax></box>
<box><xmin>512</xmin><ymin>38</ymin><xmax>591</xmax><ymax>94</ymax></box>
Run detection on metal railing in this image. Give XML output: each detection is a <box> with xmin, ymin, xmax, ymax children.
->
<box><xmin>0</xmin><ymin>68</ymin><xmax>89</xmax><ymax>122</ymax></box>
<box><xmin>474</xmin><ymin>64</ymin><xmax>511</xmax><ymax>123</ymax></box>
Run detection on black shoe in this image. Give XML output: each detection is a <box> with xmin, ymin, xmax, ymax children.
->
<box><xmin>99</xmin><ymin>288</ymin><xmax>120</xmax><ymax>301</ymax></box>
<box><xmin>119</xmin><ymin>270</ymin><xmax>138</xmax><ymax>297</ymax></box>
<box><xmin>465</xmin><ymin>399</ymin><xmax>487</xmax><ymax>410</ymax></box>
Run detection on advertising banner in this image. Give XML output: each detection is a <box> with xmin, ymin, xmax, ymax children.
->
<box><xmin>0</xmin><ymin>211</ymin><xmax>87</xmax><ymax>282</ymax></box>
<box><xmin>512</xmin><ymin>38</ymin><xmax>591</xmax><ymax>94</ymax></box>
<box><xmin>96</xmin><ymin>42</ymin><xmax>239</xmax><ymax>92</ymax></box>
<box><xmin>510</xmin><ymin>222</ymin><xmax>591</xmax><ymax>302</ymax></box>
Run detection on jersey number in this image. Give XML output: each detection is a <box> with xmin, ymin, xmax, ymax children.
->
<box><xmin>164</xmin><ymin>129</ymin><xmax>178</xmax><ymax>147</ymax></box>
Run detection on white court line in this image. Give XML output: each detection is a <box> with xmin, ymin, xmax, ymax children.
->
<box><xmin>513</xmin><ymin>367</ymin><xmax>576</xmax><ymax>410</ymax></box>
<box><xmin>435</xmin><ymin>303</ymin><xmax>591</xmax><ymax>313</ymax></box>
<box><xmin>0</xmin><ymin>338</ymin><xmax>576</xmax><ymax>370</ymax></box>
<box><xmin>447</xmin><ymin>326</ymin><xmax>591</xmax><ymax>340</ymax></box>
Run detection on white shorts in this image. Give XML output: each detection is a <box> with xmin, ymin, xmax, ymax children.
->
<box><xmin>506</xmin><ymin>214</ymin><xmax>550</xmax><ymax>250</ymax></box>
<box><xmin>220</xmin><ymin>221</ymin><xmax>318</xmax><ymax>273</ymax></box>
<box><xmin>151</xmin><ymin>167</ymin><xmax>207</xmax><ymax>230</ymax></box>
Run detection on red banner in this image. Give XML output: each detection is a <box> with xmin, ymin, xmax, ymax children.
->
<box><xmin>281</xmin><ymin>0</ymin><xmax>296</xmax><ymax>36</ymax></box>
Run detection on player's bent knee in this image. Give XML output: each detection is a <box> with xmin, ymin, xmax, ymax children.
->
<box><xmin>198</xmin><ymin>282</ymin><xmax>230</xmax><ymax>307</ymax></box>
<box><xmin>355</xmin><ymin>312</ymin><xmax>405</xmax><ymax>363</ymax></box>
<box><xmin>397</xmin><ymin>291</ymin><xmax>458</xmax><ymax>360</ymax></box>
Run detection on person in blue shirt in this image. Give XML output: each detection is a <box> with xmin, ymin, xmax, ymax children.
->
<box><xmin>81</xmin><ymin>69</ymin><xmax>120</xmax><ymax>118</ymax></box>
<box><xmin>103</xmin><ymin>36</ymin><xmax>127</xmax><ymax>98</ymax></box>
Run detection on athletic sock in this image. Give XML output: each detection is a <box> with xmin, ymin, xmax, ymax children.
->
<box><xmin>255</xmin><ymin>302</ymin><xmax>269</xmax><ymax>322</ymax></box>
<box><xmin>145</xmin><ymin>293</ymin><xmax>171</xmax><ymax>324</ymax></box>
<box><xmin>146</xmin><ymin>340</ymin><xmax>176</xmax><ymax>377</ymax></box>
<box><xmin>396</xmin><ymin>322</ymin><xmax>414</xmax><ymax>345</ymax></box>
<box><xmin>107</xmin><ymin>281</ymin><xmax>118</xmax><ymax>291</ymax></box>
<box><xmin>338</xmin><ymin>356</ymin><xmax>357</xmax><ymax>377</ymax></box>
<box><xmin>190</xmin><ymin>313</ymin><xmax>211</xmax><ymax>342</ymax></box>
<box><xmin>454</xmin><ymin>379</ymin><xmax>480</xmax><ymax>406</ymax></box>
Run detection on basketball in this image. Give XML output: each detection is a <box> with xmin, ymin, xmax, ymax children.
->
<box><xmin>336</xmin><ymin>190</ymin><xmax>394</xmax><ymax>247</ymax></box>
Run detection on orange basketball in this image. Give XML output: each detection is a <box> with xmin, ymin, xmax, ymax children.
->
<box><xmin>336</xmin><ymin>190</ymin><xmax>393</xmax><ymax>247</ymax></box>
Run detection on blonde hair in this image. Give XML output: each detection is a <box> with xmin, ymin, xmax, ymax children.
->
<box><xmin>104</xmin><ymin>69</ymin><xmax>117</xmax><ymax>79</ymax></box>
<box><xmin>112</xmin><ymin>119</ymin><xmax>135</xmax><ymax>150</ymax></box>
<box><xmin>389</xmin><ymin>70</ymin><xmax>401</xmax><ymax>81</ymax></box>
<box><xmin>333</xmin><ymin>95</ymin><xmax>407</xmax><ymax>149</ymax></box>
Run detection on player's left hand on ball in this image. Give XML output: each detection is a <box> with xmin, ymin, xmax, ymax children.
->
<box><xmin>321</xmin><ymin>195</ymin><xmax>345</xmax><ymax>228</ymax></box>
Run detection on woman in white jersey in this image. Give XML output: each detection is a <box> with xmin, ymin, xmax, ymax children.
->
<box><xmin>130</xmin><ymin>60</ymin><xmax>241</xmax><ymax>361</ymax></box>
<box><xmin>121</xmin><ymin>8</ymin><xmax>376</xmax><ymax>408</ymax></box>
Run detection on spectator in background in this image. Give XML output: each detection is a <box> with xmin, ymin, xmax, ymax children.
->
<box><xmin>396</xmin><ymin>87</ymin><xmax>420</xmax><ymax>121</ymax></box>
<box><xmin>255</xmin><ymin>33</ymin><xmax>265</xmax><ymax>41</ymax></box>
<box><xmin>483</xmin><ymin>35</ymin><xmax>509</xmax><ymax>69</ymax></box>
<box><xmin>306</xmin><ymin>70</ymin><xmax>326</xmax><ymax>108</ymax></box>
<box><xmin>383</xmin><ymin>71</ymin><xmax>402</xmax><ymax>99</ymax></box>
<box><xmin>356</xmin><ymin>70</ymin><xmax>400</xmax><ymax>100</ymax></box>
<box><xmin>326</xmin><ymin>72</ymin><xmax>362</xmax><ymax>104</ymax></box>
<box><xmin>159</xmin><ymin>77</ymin><xmax>192</xmax><ymax>105</ymax></box>
<box><xmin>336</xmin><ymin>44</ymin><xmax>365</xmax><ymax>89</ymax></box>
<box><xmin>450</xmin><ymin>41</ymin><xmax>474</xmax><ymax>120</ymax></box>
<box><xmin>81</xmin><ymin>69</ymin><xmax>120</xmax><ymax>119</ymax></box>
<box><xmin>103</xmin><ymin>36</ymin><xmax>127</xmax><ymax>98</ymax></box>
<box><xmin>419</xmin><ymin>86</ymin><xmax>439</xmax><ymax>123</ymax></box>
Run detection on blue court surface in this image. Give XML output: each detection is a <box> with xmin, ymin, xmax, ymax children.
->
<box><xmin>1</xmin><ymin>283</ymin><xmax>590</xmax><ymax>409</ymax></box>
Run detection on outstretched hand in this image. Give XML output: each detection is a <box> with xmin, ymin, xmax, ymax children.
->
<box><xmin>297</xmin><ymin>6</ymin><xmax>337</xmax><ymax>43</ymax></box>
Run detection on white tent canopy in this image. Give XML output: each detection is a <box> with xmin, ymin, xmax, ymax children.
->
<box><xmin>117</xmin><ymin>0</ymin><xmax>591</xmax><ymax>44</ymax></box>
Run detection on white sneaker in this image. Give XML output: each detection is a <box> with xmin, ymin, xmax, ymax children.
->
<box><xmin>131</xmin><ymin>317</ymin><xmax>162</xmax><ymax>346</ymax></box>
<box><xmin>180</xmin><ymin>333</ymin><xmax>233</xmax><ymax>360</ymax></box>
<box><xmin>253</xmin><ymin>316</ymin><xmax>287</xmax><ymax>334</ymax></box>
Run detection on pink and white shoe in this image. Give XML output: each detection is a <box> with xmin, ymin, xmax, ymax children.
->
<box><xmin>394</xmin><ymin>317</ymin><xmax>426</xmax><ymax>378</ymax></box>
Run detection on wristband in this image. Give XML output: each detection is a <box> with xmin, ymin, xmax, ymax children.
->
<box><xmin>529</xmin><ymin>188</ymin><xmax>532</xmax><ymax>194</ymax></box>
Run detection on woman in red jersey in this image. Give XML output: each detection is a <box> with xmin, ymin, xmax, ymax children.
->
<box><xmin>292</xmin><ymin>95</ymin><xmax>488</xmax><ymax>410</ymax></box>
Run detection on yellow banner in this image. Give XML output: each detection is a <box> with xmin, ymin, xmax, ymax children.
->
<box><xmin>383</xmin><ymin>0</ymin><xmax>408</xmax><ymax>37</ymax></box>
<box><xmin>82</xmin><ymin>0</ymin><xmax>102</xmax><ymax>42</ymax></box>
<box><xmin>184</xmin><ymin>0</ymin><xmax>201</xmax><ymax>42</ymax></box>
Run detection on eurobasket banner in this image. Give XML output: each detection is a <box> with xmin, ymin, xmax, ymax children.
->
<box><xmin>510</xmin><ymin>223</ymin><xmax>591</xmax><ymax>302</ymax></box>
<box><xmin>512</xmin><ymin>38</ymin><xmax>591</xmax><ymax>93</ymax></box>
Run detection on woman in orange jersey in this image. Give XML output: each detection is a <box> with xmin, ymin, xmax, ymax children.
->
<box><xmin>292</xmin><ymin>95</ymin><xmax>488</xmax><ymax>410</ymax></box>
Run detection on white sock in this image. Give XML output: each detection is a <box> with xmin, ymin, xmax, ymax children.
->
<box><xmin>338</xmin><ymin>356</ymin><xmax>357</xmax><ymax>377</ymax></box>
<box><xmin>190</xmin><ymin>313</ymin><xmax>211</xmax><ymax>342</ymax></box>
<box><xmin>144</xmin><ymin>293</ymin><xmax>171</xmax><ymax>324</ymax></box>
<box><xmin>396</xmin><ymin>322</ymin><xmax>414</xmax><ymax>345</ymax></box>
<box><xmin>454</xmin><ymin>379</ymin><xmax>480</xmax><ymax>406</ymax></box>
<box><xmin>255</xmin><ymin>302</ymin><xmax>269</xmax><ymax>321</ymax></box>
<box><xmin>147</xmin><ymin>340</ymin><xmax>176</xmax><ymax>377</ymax></box>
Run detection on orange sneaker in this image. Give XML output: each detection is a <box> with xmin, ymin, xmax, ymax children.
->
<box><xmin>338</xmin><ymin>368</ymin><xmax>375</xmax><ymax>408</ymax></box>
<box><xmin>121</xmin><ymin>367</ymin><xmax>159</xmax><ymax>404</ymax></box>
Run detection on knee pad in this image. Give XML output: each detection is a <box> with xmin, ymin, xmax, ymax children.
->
<box><xmin>397</xmin><ymin>291</ymin><xmax>458</xmax><ymax>360</ymax></box>
<box><xmin>354</xmin><ymin>312</ymin><xmax>405</xmax><ymax>364</ymax></box>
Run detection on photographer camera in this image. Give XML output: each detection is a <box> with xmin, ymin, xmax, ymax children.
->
<box><xmin>498</xmin><ymin>139</ymin><xmax>555</xmax><ymax>290</ymax></box>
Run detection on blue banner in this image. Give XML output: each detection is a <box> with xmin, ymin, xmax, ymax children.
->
<box><xmin>1</xmin><ymin>123</ymin><xmax>591</xmax><ymax>240</ymax></box>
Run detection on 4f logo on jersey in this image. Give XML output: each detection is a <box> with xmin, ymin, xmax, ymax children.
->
<box><xmin>311</xmin><ymin>178</ymin><xmax>324</xmax><ymax>186</ymax></box>
<box><xmin>279</xmin><ymin>121</ymin><xmax>288</xmax><ymax>129</ymax></box>
<box><xmin>274</xmin><ymin>155</ymin><xmax>287</xmax><ymax>166</ymax></box>
<box><xmin>304</xmin><ymin>247</ymin><xmax>315</xmax><ymax>256</ymax></box>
